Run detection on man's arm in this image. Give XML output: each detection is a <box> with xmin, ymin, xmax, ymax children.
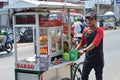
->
<box><xmin>75</xmin><ymin>43</ymin><xmax>83</xmax><ymax>50</ymax></box>
<box><xmin>84</xmin><ymin>43</ymin><xmax>96</xmax><ymax>51</ymax></box>
<box><xmin>72</xmin><ymin>23</ymin><xmax>75</xmax><ymax>28</ymax></box>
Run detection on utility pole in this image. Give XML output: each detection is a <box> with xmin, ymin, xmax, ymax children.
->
<box><xmin>114</xmin><ymin>0</ymin><xmax>120</xmax><ymax>21</ymax></box>
<box><xmin>97</xmin><ymin>0</ymin><xmax>100</xmax><ymax>15</ymax></box>
<box><xmin>110</xmin><ymin>0</ymin><xmax>113</xmax><ymax>11</ymax></box>
<box><xmin>7</xmin><ymin>0</ymin><xmax>10</xmax><ymax>27</ymax></box>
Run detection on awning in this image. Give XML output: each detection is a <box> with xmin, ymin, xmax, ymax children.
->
<box><xmin>104</xmin><ymin>11</ymin><xmax>115</xmax><ymax>15</ymax></box>
<box><xmin>4</xmin><ymin>0</ymin><xmax>85</xmax><ymax>9</ymax></box>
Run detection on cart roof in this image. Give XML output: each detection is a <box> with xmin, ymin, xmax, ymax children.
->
<box><xmin>4</xmin><ymin>0</ymin><xmax>85</xmax><ymax>9</ymax></box>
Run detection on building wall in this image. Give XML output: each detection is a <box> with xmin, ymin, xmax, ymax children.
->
<box><xmin>0</xmin><ymin>2</ymin><xmax>8</xmax><ymax>26</ymax></box>
<box><xmin>96</xmin><ymin>4</ymin><xmax>114</xmax><ymax>15</ymax></box>
<box><xmin>86</xmin><ymin>4</ymin><xmax>114</xmax><ymax>15</ymax></box>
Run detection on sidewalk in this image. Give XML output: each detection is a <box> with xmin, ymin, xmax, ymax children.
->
<box><xmin>14</xmin><ymin>43</ymin><xmax>33</xmax><ymax>48</ymax></box>
<box><xmin>117</xmin><ymin>26</ymin><xmax>120</xmax><ymax>29</ymax></box>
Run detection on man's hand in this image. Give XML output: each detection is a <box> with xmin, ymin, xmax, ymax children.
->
<box><xmin>78</xmin><ymin>49</ymin><xmax>84</xmax><ymax>56</ymax></box>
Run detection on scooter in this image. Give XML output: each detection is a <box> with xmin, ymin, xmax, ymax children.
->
<box><xmin>0</xmin><ymin>33</ymin><xmax>13</xmax><ymax>53</ymax></box>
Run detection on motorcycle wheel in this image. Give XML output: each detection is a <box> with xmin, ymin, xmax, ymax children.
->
<box><xmin>5</xmin><ymin>43</ymin><xmax>13</xmax><ymax>53</ymax></box>
<box><xmin>23</xmin><ymin>29</ymin><xmax>33</xmax><ymax>42</ymax></box>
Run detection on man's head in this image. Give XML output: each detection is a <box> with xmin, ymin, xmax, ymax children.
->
<box><xmin>85</xmin><ymin>12</ymin><xmax>97</xmax><ymax>27</ymax></box>
<box><xmin>85</xmin><ymin>12</ymin><xmax>97</xmax><ymax>19</ymax></box>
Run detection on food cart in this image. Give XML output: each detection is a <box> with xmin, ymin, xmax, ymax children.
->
<box><xmin>4</xmin><ymin>0</ymin><xmax>84</xmax><ymax>80</ymax></box>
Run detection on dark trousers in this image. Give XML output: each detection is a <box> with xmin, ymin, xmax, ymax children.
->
<box><xmin>81</xmin><ymin>63</ymin><xmax>104</xmax><ymax>80</ymax></box>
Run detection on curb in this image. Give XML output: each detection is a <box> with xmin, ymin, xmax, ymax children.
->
<box><xmin>13</xmin><ymin>43</ymin><xmax>33</xmax><ymax>48</ymax></box>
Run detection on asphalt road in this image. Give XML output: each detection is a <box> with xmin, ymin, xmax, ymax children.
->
<box><xmin>76</xmin><ymin>29</ymin><xmax>120</xmax><ymax>80</ymax></box>
<box><xmin>103</xmin><ymin>29</ymin><xmax>120</xmax><ymax>80</ymax></box>
<box><xmin>0</xmin><ymin>29</ymin><xmax>120</xmax><ymax>80</ymax></box>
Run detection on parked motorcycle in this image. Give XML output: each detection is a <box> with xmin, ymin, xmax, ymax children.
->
<box><xmin>19</xmin><ymin>27</ymin><xmax>33</xmax><ymax>42</ymax></box>
<box><xmin>0</xmin><ymin>30</ymin><xmax>13</xmax><ymax>53</ymax></box>
<box><xmin>4</xmin><ymin>27</ymin><xmax>33</xmax><ymax>43</ymax></box>
<box><xmin>7</xmin><ymin>27</ymin><xmax>21</xmax><ymax>43</ymax></box>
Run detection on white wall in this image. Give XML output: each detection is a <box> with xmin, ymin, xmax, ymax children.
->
<box><xmin>1</xmin><ymin>15</ymin><xmax>8</xmax><ymax>26</ymax></box>
<box><xmin>0</xmin><ymin>8</ymin><xmax>8</xmax><ymax>26</ymax></box>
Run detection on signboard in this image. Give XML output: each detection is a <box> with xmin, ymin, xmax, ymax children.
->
<box><xmin>16</xmin><ymin>63</ymin><xmax>39</xmax><ymax>71</ymax></box>
<box><xmin>16</xmin><ymin>63</ymin><xmax>35</xmax><ymax>70</ymax></box>
<box><xmin>116</xmin><ymin>0</ymin><xmax>120</xmax><ymax>4</ymax></box>
<box><xmin>40</xmin><ymin>46</ymin><xmax>48</xmax><ymax>54</ymax></box>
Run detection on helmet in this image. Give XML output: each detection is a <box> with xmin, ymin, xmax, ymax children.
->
<box><xmin>74</xmin><ymin>17</ymin><xmax>80</xmax><ymax>22</ymax></box>
<box><xmin>0</xmin><ymin>30</ymin><xmax>6</xmax><ymax>35</ymax></box>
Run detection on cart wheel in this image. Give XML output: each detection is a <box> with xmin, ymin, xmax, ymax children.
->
<box><xmin>72</xmin><ymin>62</ymin><xmax>83</xmax><ymax>80</ymax></box>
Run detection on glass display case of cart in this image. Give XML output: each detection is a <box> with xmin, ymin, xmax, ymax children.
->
<box><xmin>40</xmin><ymin>27</ymin><xmax>63</xmax><ymax>54</ymax></box>
<box><xmin>39</xmin><ymin>27</ymin><xmax>64</xmax><ymax>66</ymax></box>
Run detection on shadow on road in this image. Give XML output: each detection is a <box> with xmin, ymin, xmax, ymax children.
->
<box><xmin>0</xmin><ymin>52</ymin><xmax>13</xmax><ymax>58</ymax></box>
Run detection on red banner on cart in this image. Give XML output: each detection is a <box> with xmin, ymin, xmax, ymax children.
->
<box><xmin>40</xmin><ymin>46</ymin><xmax>48</xmax><ymax>54</ymax></box>
<box><xmin>40</xmin><ymin>20</ymin><xmax>62</xmax><ymax>27</ymax></box>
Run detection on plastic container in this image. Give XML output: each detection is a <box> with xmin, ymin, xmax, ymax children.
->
<box><xmin>63</xmin><ymin>52</ymin><xmax>70</xmax><ymax>61</ymax></box>
<box><xmin>69</xmin><ymin>49</ymin><xmax>78</xmax><ymax>61</ymax></box>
